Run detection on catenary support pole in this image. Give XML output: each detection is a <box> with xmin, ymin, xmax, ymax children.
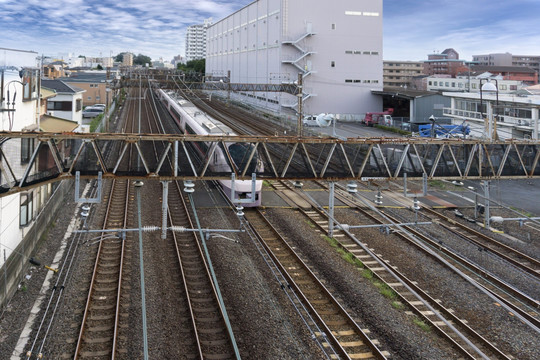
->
<box><xmin>134</xmin><ymin>181</ymin><xmax>149</xmax><ymax>360</ymax></box>
<box><xmin>161</xmin><ymin>181</ymin><xmax>169</xmax><ymax>240</ymax></box>
<box><xmin>328</xmin><ymin>182</ymin><xmax>335</xmax><ymax>238</ymax></box>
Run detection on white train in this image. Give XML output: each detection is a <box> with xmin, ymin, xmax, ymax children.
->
<box><xmin>156</xmin><ymin>88</ymin><xmax>263</xmax><ymax>207</ymax></box>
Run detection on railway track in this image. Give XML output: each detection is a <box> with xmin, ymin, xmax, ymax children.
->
<box><xmin>420</xmin><ymin>206</ymin><xmax>540</xmax><ymax>279</ymax></box>
<box><xmin>328</xmin><ymin>183</ymin><xmax>540</xmax><ymax>328</ymax></box>
<box><xmin>74</xmin><ymin>179</ymin><xmax>131</xmax><ymax>359</ymax></box>
<box><xmin>271</xmin><ymin>181</ymin><xmax>511</xmax><ymax>359</ymax></box>
<box><xmin>165</xmin><ymin>180</ymin><xmax>240</xmax><ymax>358</ymax></box>
<box><xmin>243</xmin><ymin>207</ymin><xmax>388</xmax><ymax>360</ymax></box>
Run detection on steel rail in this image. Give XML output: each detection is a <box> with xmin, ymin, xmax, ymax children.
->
<box><xmin>332</xmin><ymin>185</ymin><xmax>540</xmax><ymax>331</ymax></box>
<box><xmin>244</xmin><ymin>207</ymin><xmax>388</xmax><ymax>360</ymax></box>
<box><xmin>421</xmin><ymin>206</ymin><xmax>540</xmax><ymax>279</ymax></box>
<box><xmin>281</xmin><ymin>181</ymin><xmax>507</xmax><ymax>359</ymax></box>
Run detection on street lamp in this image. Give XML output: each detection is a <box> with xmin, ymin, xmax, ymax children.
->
<box><xmin>479</xmin><ymin>78</ymin><xmax>499</xmax><ymax>141</ymax></box>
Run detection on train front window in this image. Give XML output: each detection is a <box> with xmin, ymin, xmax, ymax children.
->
<box><xmin>228</xmin><ymin>143</ymin><xmax>257</xmax><ymax>174</ymax></box>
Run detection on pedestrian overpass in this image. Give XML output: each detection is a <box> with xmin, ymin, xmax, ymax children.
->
<box><xmin>1</xmin><ymin>132</ymin><xmax>539</xmax><ymax>197</ymax></box>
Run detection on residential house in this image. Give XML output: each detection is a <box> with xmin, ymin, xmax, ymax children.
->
<box><xmin>41</xmin><ymin>79</ymin><xmax>85</xmax><ymax>125</ymax></box>
<box><xmin>59</xmin><ymin>71</ymin><xmax>112</xmax><ymax>107</ymax></box>
<box><xmin>0</xmin><ymin>48</ymin><xmax>68</xmax><ymax>308</ymax></box>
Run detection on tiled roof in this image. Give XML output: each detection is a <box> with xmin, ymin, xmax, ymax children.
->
<box><xmin>41</xmin><ymin>79</ymin><xmax>85</xmax><ymax>94</ymax></box>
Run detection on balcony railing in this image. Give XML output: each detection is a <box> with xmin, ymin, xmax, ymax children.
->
<box><xmin>443</xmin><ymin>108</ymin><xmax>534</xmax><ymax>127</ymax></box>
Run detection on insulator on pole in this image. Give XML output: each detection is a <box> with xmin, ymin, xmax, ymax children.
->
<box><xmin>170</xmin><ymin>226</ymin><xmax>187</xmax><ymax>232</ymax></box>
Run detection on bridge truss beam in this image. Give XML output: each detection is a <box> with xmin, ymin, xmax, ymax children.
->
<box><xmin>1</xmin><ymin>132</ymin><xmax>539</xmax><ymax>198</ymax></box>
<box><xmin>121</xmin><ymin>79</ymin><xmax>298</xmax><ymax>95</ymax></box>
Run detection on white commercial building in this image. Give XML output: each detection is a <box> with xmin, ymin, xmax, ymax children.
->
<box><xmin>185</xmin><ymin>19</ymin><xmax>212</xmax><ymax>62</ymax></box>
<box><xmin>427</xmin><ymin>74</ymin><xmax>526</xmax><ymax>94</ymax></box>
<box><xmin>206</xmin><ymin>0</ymin><xmax>383</xmax><ymax>118</ymax></box>
<box><xmin>443</xmin><ymin>91</ymin><xmax>540</xmax><ymax>140</ymax></box>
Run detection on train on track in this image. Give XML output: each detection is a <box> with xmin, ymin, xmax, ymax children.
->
<box><xmin>156</xmin><ymin>88</ymin><xmax>263</xmax><ymax>206</ymax></box>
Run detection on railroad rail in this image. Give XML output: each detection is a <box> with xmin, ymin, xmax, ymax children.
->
<box><xmin>166</xmin><ymin>180</ymin><xmax>240</xmax><ymax>358</ymax></box>
<box><xmin>244</xmin><ymin>207</ymin><xmax>388</xmax><ymax>360</ymax></box>
<box><xmin>271</xmin><ymin>181</ymin><xmax>511</xmax><ymax>359</ymax></box>
<box><xmin>326</xmin><ymin>184</ymin><xmax>540</xmax><ymax>330</ymax></box>
<box><xmin>420</xmin><ymin>206</ymin><xmax>540</xmax><ymax>279</ymax></box>
<box><xmin>74</xmin><ymin>179</ymin><xmax>130</xmax><ymax>359</ymax></box>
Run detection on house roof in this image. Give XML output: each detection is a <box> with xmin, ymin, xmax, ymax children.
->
<box><xmin>40</xmin><ymin>115</ymin><xmax>79</xmax><ymax>132</ymax></box>
<box><xmin>40</xmin><ymin>87</ymin><xmax>57</xmax><ymax>99</ymax></box>
<box><xmin>41</xmin><ymin>79</ymin><xmax>85</xmax><ymax>94</ymax></box>
<box><xmin>60</xmin><ymin>72</ymin><xmax>108</xmax><ymax>83</ymax></box>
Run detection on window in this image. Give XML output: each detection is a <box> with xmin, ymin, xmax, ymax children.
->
<box><xmin>47</xmin><ymin>101</ymin><xmax>73</xmax><ymax>111</ymax></box>
<box><xmin>21</xmin><ymin>138</ymin><xmax>34</xmax><ymax>164</ymax></box>
<box><xmin>345</xmin><ymin>79</ymin><xmax>353</xmax><ymax>83</ymax></box>
<box><xmin>331</xmin><ymin>61</ymin><xmax>335</xmax><ymax>67</ymax></box>
<box><xmin>76</xmin><ymin>99</ymin><xmax>82</xmax><ymax>111</ymax></box>
<box><xmin>331</xmin><ymin>23</ymin><xmax>336</xmax><ymax>30</ymax></box>
<box><xmin>20</xmin><ymin>192</ymin><xmax>34</xmax><ymax>227</ymax></box>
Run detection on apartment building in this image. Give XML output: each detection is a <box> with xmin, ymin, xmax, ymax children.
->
<box><xmin>206</xmin><ymin>0</ymin><xmax>383</xmax><ymax>118</ymax></box>
<box><xmin>423</xmin><ymin>48</ymin><xmax>468</xmax><ymax>77</ymax></box>
<box><xmin>185</xmin><ymin>19</ymin><xmax>212</xmax><ymax>62</ymax></box>
<box><xmin>122</xmin><ymin>52</ymin><xmax>133</xmax><ymax>67</ymax></box>
<box><xmin>473</xmin><ymin>52</ymin><xmax>540</xmax><ymax>79</ymax></box>
<box><xmin>383</xmin><ymin>61</ymin><xmax>424</xmax><ymax>87</ymax></box>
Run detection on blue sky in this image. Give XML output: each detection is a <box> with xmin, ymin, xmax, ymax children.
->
<box><xmin>1</xmin><ymin>0</ymin><xmax>539</xmax><ymax>62</ymax></box>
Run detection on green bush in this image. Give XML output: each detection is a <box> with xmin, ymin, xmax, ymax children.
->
<box><xmin>90</xmin><ymin>114</ymin><xmax>104</xmax><ymax>133</ymax></box>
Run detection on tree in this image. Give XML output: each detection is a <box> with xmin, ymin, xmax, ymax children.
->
<box><xmin>134</xmin><ymin>54</ymin><xmax>152</xmax><ymax>67</ymax></box>
<box><xmin>115</xmin><ymin>53</ymin><xmax>124</xmax><ymax>62</ymax></box>
<box><xmin>96</xmin><ymin>64</ymin><xmax>103</xmax><ymax>70</ymax></box>
<box><xmin>177</xmin><ymin>59</ymin><xmax>205</xmax><ymax>73</ymax></box>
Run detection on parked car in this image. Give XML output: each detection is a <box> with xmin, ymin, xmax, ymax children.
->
<box><xmin>92</xmin><ymin>104</ymin><xmax>106</xmax><ymax>109</ymax></box>
<box><xmin>82</xmin><ymin>106</ymin><xmax>104</xmax><ymax>118</ymax></box>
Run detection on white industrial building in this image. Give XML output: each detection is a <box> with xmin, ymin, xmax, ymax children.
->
<box><xmin>185</xmin><ymin>19</ymin><xmax>212</xmax><ymax>62</ymax></box>
<box><xmin>206</xmin><ymin>0</ymin><xmax>383</xmax><ymax>119</ymax></box>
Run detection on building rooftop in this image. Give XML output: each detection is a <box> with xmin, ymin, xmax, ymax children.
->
<box><xmin>41</xmin><ymin>79</ymin><xmax>85</xmax><ymax>94</ymax></box>
<box><xmin>372</xmin><ymin>87</ymin><xmax>439</xmax><ymax>100</ymax></box>
<box><xmin>470</xmin><ymin>65</ymin><xmax>537</xmax><ymax>74</ymax></box>
<box><xmin>59</xmin><ymin>72</ymin><xmax>108</xmax><ymax>83</ymax></box>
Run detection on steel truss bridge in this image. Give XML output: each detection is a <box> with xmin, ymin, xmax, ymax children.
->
<box><xmin>1</xmin><ymin>132</ymin><xmax>540</xmax><ymax>198</ymax></box>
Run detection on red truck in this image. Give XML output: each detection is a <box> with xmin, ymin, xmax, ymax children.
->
<box><xmin>361</xmin><ymin>108</ymin><xmax>394</xmax><ymax>126</ymax></box>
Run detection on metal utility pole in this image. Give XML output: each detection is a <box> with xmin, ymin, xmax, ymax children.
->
<box><xmin>297</xmin><ymin>73</ymin><xmax>303</xmax><ymax>136</ymax></box>
<box><xmin>484</xmin><ymin>180</ymin><xmax>490</xmax><ymax>229</ymax></box>
<box><xmin>105</xmin><ymin>67</ymin><xmax>110</xmax><ymax>132</ymax></box>
<box><xmin>328</xmin><ymin>182</ymin><xmax>335</xmax><ymax>238</ymax></box>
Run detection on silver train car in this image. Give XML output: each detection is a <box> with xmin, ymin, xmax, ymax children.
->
<box><xmin>156</xmin><ymin>89</ymin><xmax>263</xmax><ymax>207</ymax></box>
